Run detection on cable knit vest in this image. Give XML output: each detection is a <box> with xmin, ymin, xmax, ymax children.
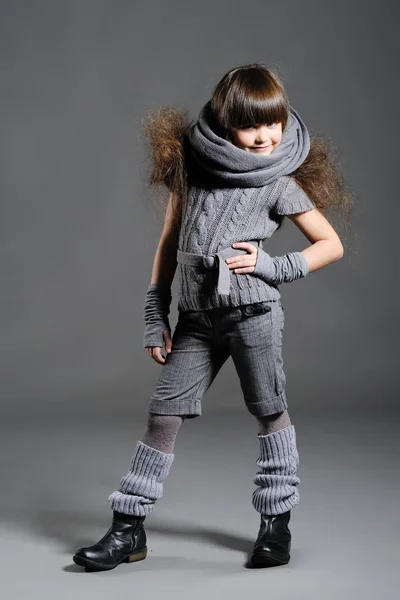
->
<box><xmin>176</xmin><ymin>100</ymin><xmax>316</xmax><ymax>312</ymax></box>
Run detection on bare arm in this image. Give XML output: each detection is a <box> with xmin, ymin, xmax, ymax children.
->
<box><xmin>287</xmin><ymin>208</ymin><xmax>344</xmax><ymax>272</ymax></box>
<box><xmin>149</xmin><ymin>192</ymin><xmax>180</xmax><ymax>288</ymax></box>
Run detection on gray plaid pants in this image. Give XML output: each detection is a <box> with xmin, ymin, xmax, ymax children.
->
<box><xmin>148</xmin><ymin>299</ymin><xmax>288</xmax><ymax>419</ymax></box>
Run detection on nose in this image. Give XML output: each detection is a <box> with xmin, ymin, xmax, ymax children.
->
<box><xmin>255</xmin><ymin>126</ymin><xmax>270</xmax><ymax>144</ymax></box>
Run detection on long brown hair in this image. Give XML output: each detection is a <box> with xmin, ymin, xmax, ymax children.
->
<box><xmin>141</xmin><ymin>63</ymin><xmax>355</xmax><ymax>249</ymax></box>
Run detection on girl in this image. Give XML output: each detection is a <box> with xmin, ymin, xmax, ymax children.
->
<box><xmin>73</xmin><ymin>63</ymin><xmax>352</xmax><ymax>572</ymax></box>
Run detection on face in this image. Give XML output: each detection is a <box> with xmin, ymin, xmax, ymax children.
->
<box><xmin>229</xmin><ymin>122</ymin><xmax>283</xmax><ymax>155</ymax></box>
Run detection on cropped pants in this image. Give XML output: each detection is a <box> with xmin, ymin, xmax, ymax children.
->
<box><xmin>148</xmin><ymin>299</ymin><xmax>288</xmax><ymax>419</ymax></box>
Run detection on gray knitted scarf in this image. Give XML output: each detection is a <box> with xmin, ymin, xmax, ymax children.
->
<box><xmin>188</xmin><ymin>99</ymin><xmax>310</xmax><ymax>187</ymax></box>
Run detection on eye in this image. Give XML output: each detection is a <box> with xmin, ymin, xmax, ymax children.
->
<box><xmin>240</xmin><ymin>123</ymin><xmax>277</xmax><ymax>130</ymax></box>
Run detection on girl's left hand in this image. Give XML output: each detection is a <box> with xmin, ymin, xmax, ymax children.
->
<box><xmin>226</xmin><ymin>242</ymin><xmax>258</xmax><ymax>274</ymax></box>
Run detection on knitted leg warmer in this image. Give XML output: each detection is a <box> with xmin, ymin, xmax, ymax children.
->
<box><xmin>252</xmin><ymin>425</ymin><xmax>300</xmax><ymax>516</ymax></box>
<box><xmin>108</xmin><ymin>441</ymin><xmax>175</xmax><ymax>516</ymax></box>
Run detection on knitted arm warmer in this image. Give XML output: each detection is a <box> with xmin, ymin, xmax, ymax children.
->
<box><xmin>252</xmin><ymin>248</ymin><xmax>310</xmax><ymax>285</ymax></box>
<box><xmin>143</xmin><ymin>283</ymin><xmax>172</xmax><ymax>348</ymax></box>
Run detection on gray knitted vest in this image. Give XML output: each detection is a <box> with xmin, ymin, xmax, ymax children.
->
<box><xmin>176</xmin><ymin>100</ymin><xmax>314</xmax><ymax>312</ymax></box>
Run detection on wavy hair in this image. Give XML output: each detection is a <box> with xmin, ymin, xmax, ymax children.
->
<box><xmin>141</xmin><ymin>63</ymin><xmax>355</xmax><ymax>250</ymax></box>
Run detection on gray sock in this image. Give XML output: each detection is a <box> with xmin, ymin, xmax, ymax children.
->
<box><xmin>256</xmin><ymin>410</ymin><xmax>292</xmax><ymax>435</ymax></box>
<box><xmin>108</xmin><ymin>441</ymin><xmax>174</xmax><ymax>516</ymax></box>
<box><xmin>252</xmin><ymin>425</ymin><xmax>300</xmax><ymax>516</ymax></box>
<box><xmin>141</xmin><ymin>413</ymin><xmax>185</xmax><ymax>453</ymax></box>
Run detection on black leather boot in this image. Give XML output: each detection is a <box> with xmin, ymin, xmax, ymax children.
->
<box><xmin>250</xmin><ymin>510</ymin><xmax>292</xmax><ymax>567</ymax></box>
<box><xmin>73</xmin><ymin>511</ymin><xmax>147</xmax><ymax>571</ymax></box>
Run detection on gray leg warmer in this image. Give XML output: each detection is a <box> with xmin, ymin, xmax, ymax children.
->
<box><xmin>108</xmin><ymin>441</ymin><xmax>175</xmax><ymax>516</ymax></box>
<box><xmin>252</xmin><ymin>425</ymin><xmax>300</xmax><ymax>516</ymax></box>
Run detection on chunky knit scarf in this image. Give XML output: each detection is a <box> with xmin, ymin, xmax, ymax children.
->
<box><xmin>188</xmin><ymin>99</ymin><xmax>310</xmax><ymax>187</ymax></box>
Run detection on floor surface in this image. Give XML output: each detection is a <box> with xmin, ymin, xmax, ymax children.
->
<box><xmin>1</xmin><ymin>408</ymin><xmax>398</xmax><ymax>599</ymax></box>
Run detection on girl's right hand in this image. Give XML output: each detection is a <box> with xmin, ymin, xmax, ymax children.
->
<box><xmin>145</xmin><ymin>328</ymin><xmax>173</xmax><ymax>364</ymax></box>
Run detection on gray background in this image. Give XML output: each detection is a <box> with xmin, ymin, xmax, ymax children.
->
<box><xmin>1</xmin><ymin>1</ymin><xmax>398</xmax><ymax>598</ymax></box>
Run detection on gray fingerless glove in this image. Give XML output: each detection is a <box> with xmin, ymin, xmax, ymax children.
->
<box><xmin>143</xmin><ymin>283</ymin><xmax>172</xmax><ymax>348</ymax></box>
<box><xmin>252</xmin><ymin>247</ymin><xmax>309</xmax><ymax>284</ymax></box>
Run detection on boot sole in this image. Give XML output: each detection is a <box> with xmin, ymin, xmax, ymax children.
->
<box><xmin>73</xmin><ymin>546</ymin><xmax>147</xmax><ymax>571</ymax></box>
<box><xmin>250</xmin><ymin>551</ymin><xmax>290</xmax><ymax>567</ymax></box>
